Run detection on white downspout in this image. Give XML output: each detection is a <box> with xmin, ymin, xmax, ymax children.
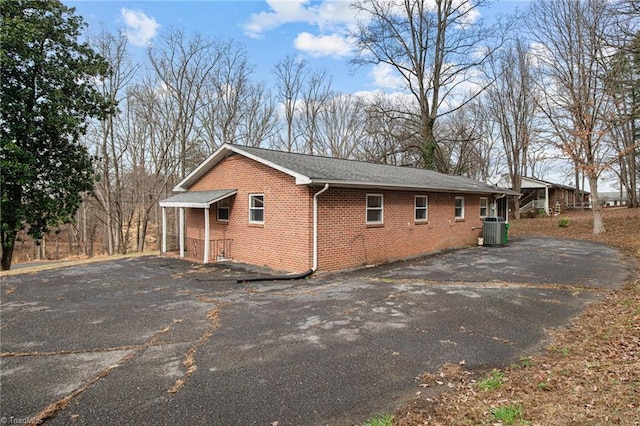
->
<box><xmin>313</xmin><ymin>184</ymin><xmax>330</xmax><ymax>272</ymax></box>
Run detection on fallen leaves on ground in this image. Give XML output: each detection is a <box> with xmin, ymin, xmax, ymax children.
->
<box><xmin>394</xmin><ymin>207</ymin><xmax>640</xmax><ymax>425</ymax></box>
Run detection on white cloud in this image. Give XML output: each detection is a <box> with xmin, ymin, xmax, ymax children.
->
<box><xmin>242</xmin><ymin>0</ymin><xmax>356</xmax><ymax>38</ymax></box>
<box><xmin>293</xmin><ymin>32</ymin><xmax>352</xmax><ymax>58</ymax></box>
<box><xmin>369</xmin><ymin>63</ymin><xmax>406</xmax><ymax>91</ymax></box>
<box><xmin>120</xmin><ymin>8</ymin><xmax>160</xmax><ymax>47</ymax></box>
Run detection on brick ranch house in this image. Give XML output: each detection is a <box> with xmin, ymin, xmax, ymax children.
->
<box><xmin>159</xmin><ymin>144</ymin><xmax>517</xmax><ymax>273</ymax></box>
<box><xmin>492</xmin><ymin>174</ymin><xmax>590</xmax><ymax>217</ymax></box>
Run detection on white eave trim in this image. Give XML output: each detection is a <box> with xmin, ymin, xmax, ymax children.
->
<box><xmin>173</xmin><ymin>143</ymin><xmax>312</xmax><ymax>191</ymax></box>
<box><xmin>229</xmin><ymin>145</ymin><xmax>312</xmax><ymax>185</ymax></box>
<box><xmin>159</xmin><ymin>190</ymin><xmax>237</xmax><ymax>209</ymax></box>
<box><xmin>307</xmin><ymin>180</ymin><xmax>518</xmax><ymax>195</ymax></box>
<box><xmin>159</xmin><ymin>201</ymin><xmax>213</xmax><ymax>208</ymax></box>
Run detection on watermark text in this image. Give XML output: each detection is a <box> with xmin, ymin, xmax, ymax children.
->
<box><xmin>1</xmin><ymin>416</ymin><xmax>43</xmax><ymax>425</ymax></box>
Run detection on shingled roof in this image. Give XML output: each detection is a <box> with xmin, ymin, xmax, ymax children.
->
<box><xmin>173</xmin><ymin>144</ymin><xmax>518</xmax><ymax>196</ymax></box>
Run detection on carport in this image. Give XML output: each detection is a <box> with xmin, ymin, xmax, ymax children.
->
<box><xmin>159</xmin><ymin>189</ymin><xmax>236</xmax><ymax>263</ymax></box>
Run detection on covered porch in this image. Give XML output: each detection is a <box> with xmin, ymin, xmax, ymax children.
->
<box><xmin>158</xmin><ymin>189</ymin><xmax>236</xmax><ymax>264</ymax></box>
<box><xmin>493</xmin><ymin>175</ymin><xmax>589</xmax><ymax>217</ymax></box>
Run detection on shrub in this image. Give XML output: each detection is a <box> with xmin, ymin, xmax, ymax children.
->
<box><xmin>558</xmin><ymin>217</ymin><xmax>570</xmax><ymax>227</ymax></box>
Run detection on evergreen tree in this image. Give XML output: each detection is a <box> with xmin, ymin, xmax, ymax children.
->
<box><xmin>1</xmin><ymin>0</ymin><xmax>112</xmax><ymax>269</ymax></box>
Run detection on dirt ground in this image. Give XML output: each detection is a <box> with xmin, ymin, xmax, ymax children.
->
<box><xmin>394</xmin><ymin>207</ymin><xmax>640</xmax><ymax>425</ymax></box>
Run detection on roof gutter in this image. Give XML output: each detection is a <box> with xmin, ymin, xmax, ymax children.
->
<box><xmin>307</xmin><ymin>179</ymin><xmax>518</xmax><ymax>196</ymax></box>
<box><xmin>312</xmin><ymin>184</ymin><xmax>330</xmax><ymax>272</ymax></box>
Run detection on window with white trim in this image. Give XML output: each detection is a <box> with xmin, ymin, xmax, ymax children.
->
<box><xmin>217</xmin><ymin>198</ymin><xmax>230</xmax><ymax>222</ymax></box>
<box><xmin>479</xmin><ymin>197</ymin><xmax>488</xmax><ymax>218</ymax></box>
<box><xmin>249</xmin><ymin>194</ymin><xmax>264</xmax><ymax>224</ymax></box>
<box><xmin>454</xmin><ymin>196</ymin><xmax>465</xmax><ymax>219</ymax></box>
<box><xmin>415</xmin><ymin>195</ymin><xmax>428</xmax><ymax>222</ymax></box>
<box><xmin>366</xmin><ymin>194</ymin><xmax>383</xmax><ymax>224</ymax></box>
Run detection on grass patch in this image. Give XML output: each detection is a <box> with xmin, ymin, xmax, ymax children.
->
<box><xmin>478</xmin><ymin>369</ymin><xmax>504</xmax><ymax>391</ymax></box>
<box><xmin>536</xmin><ymin>381</ymin><xmax>550</xmax><ymax>391</ymax></box>
<box><xmin>362</xmin><ymin>413</ymin><xmax>392</xmax><ymax>426</ymax></box>
<box><xmin>491</xmin><ymin>404</ymin><xmax>525</xmax><ymax>424</ymax></box>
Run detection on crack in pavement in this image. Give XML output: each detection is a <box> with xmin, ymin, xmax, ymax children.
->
<box><xmin>23</xmin><ymin>318</ymin><xmax>183</xmax><ymax>425</ymax></box>
<box><xmin>241</xmin><ymin>282</ymin><xmax>341</xmax><ymax>297</ymax></box>
<box><xmin>365</xmin><ymin>277</ymin><xmax>607</xmax><ymax>292</ymax></box>
<box><xmin>168</xmin><ymin>300</ymin><xmax>228</xmax><ymax>395</ymax></box>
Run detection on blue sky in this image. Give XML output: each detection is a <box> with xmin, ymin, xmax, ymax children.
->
<box><xmin>65</xmin><ymin>0</ymin><xmax>532</xmax><ymax>94</ymax></box>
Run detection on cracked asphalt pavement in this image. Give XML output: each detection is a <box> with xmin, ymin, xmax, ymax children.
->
<box><xmin>0</xmin><ymin>237</ymin><xmax>634</xmax><ymax>425</ymax></box>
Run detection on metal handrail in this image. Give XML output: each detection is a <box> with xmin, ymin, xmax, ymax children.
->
<box><xmin>210</xmin><ymin>238</ymin><xmax>233</xmax><ymax>261</ymax></box>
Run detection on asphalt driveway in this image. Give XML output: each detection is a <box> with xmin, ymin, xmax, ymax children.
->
<box><xmin>0</xmin><ymin>237</ymin><xmax>634</xmax><ymax>425</ymax></box>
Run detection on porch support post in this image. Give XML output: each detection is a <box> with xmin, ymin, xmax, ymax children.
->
<box><xmin>161</xmin><ymin>207</ymin><xmax>167</xmax><ymax>253</ymax></box>
<box><xmin>179</xmin><ymin>207</ymin><xmax>185</xmax><ymax>258</ymax></box>
<box><xmin>545</xmin><ymin>185</ymin><xmax>550</xmax><ymax>215</ymax></box>
<box><xmin>204</xmin><ymin>207</ymin><xmax>210</xmax><ymax>264</ymax></box>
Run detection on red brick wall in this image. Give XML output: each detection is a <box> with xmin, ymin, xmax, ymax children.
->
<box><xmin>184</xmin><ymin>155</ymin><xmax>313</xmax><ymax>272</ymax></box>
<box><xmin>316</xmin><ymin>188</ymin><xmax>486</xmax><ymax>271</ymax></box>
<box><xmin>180</xmin><ymin>154</ymin><xmax>489</xmax><ymax>272</ymax></box>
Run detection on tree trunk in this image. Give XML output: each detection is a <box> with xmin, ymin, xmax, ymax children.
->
<box><xmin>627</xmin><ymin>142</ymin><xmax>638</xmax><ymax>207</ymax></box>
<box><xmin>138</xmin><ymin>211</ymin><xmax>150</xmax><ymax>252</ymax></box>
<box><xmin>1</xmin><ymin>230</ymin><xmax>16</xmax><ymax>270</ymax></box>
<box><xmin>3</xmin><ymin>247</ymin><xmax>14</xmax><ymax>270</ymax></box>
<box><xmin>420</xmin><ymin>116</ymin><xmax>437</xmax><ymax>170</ymax></box>
<box><xmin>588</xmin><ymin>174</ymin><xmax>605</xmax><ymax>234</ymax></box>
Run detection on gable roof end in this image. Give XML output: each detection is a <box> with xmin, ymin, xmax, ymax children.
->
<box><xmin>172</xmin><ymin>144</ymin><xmax>311</xmax><ymax>192</ymax></box>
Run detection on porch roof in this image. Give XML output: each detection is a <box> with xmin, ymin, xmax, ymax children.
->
<box><xmin>159</xmin><ymin>189</ymin><xmax>237</xmax><ymax>208</ymax></box>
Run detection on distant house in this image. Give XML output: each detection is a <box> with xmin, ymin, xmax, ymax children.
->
<box><xmin>492</xmin><ymin>175</ymin><xmax>590</xmax><ymax>217</ymax></box>
<box><xmin>159</xmin><ymin>144</ymin><xmax>517</xmax><ymax>273</ymax></box>
<box><xmin>599</xmin><ymin>191</ymin><xmax>627</xmax><ymax>207</ymax></box>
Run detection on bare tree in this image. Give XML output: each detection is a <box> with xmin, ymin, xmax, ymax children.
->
<box><xmin>435</xmin><ymin>104</ymin><xmax>487</xmax><ymax>180</ymax></box>
<box><xmin>298</xmin><ymin>68</ymin><xmax>332</xmax><ymax>155</ymax></box>
<box><xmin>124</xmin><ymin>80</ymin><xmax>188</xmax><ymax>252</ymax></box>
<box><xmin>528</xmin><ymin>0</ymin><xmax>617</xmax><ymax>233</ymax></box>
<box><xmin>88</xmin><ymin>30</ymin><xmax>139</xmax><ymax>254</ymax></box>
<box><xmin>606</xmin><ymin>36</ymin><xmax>640</xmax><ymax>207</ymax></box>
<box><xmin>239</xmin><ymin>81</ymin><xmax>280</xmax><ymax>147</ymax></box>
<box><xmin>485</xmin><ymin>37</ymin><xmax>540</xmax><ymax>218</ymax></box>
<box><xmin>357</xmin><ymin>92</ymin><xmax>419</xmax><ymax>165</ymax></box>
<box><xmin>273</xmin><ymin>55</ymin><xmax>307</xmax><ymax>152</ymax></box>
<box><xmin>198</xmin><ymin>40</ymin><xmax>250</xmax><ymax>150</ymax></box>
<box><xmin>603</xmin><ymin>3</ymin><xmax>639</xmax><ymax>207</ymax></box>
<box><xmin>317</xmin><ymin>93</ymin><xmax>366</xmax><ymax>159</ymax></box>
<box><xmin>472</xmin><ymin>100</ymin><xmax>505</xmax><ymax>183</ymax></box>
<box><xmin>350</xmin><ymin>0</ymin><xmax>505</xmax><ymax>171</ymax></box>
<box><xmin>148</xmin><ymin>28</ymin><xmax>217</xmax><ymax>177</ymax></box>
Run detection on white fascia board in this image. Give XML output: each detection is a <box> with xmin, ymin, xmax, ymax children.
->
<box><xmin>307</xmin><ymin>180</ymin><xmax>513</xmax><ymax>195</ymax></box>
<box><xmin>520</xmin><ymin>176</ymin><xmax>550</xmax><ymax>188</ymax></box>
<box><xmin>159</xmin><ymin>190</ymin><xmax>237</xmax><ymax>209</ymax></box>
<box><xmin>159</xmin><ymin>201</ymin><xmax>210</xmax><ymax>208</ymax></box>
<box><xmin>175</xmin><ymin>144</ymin><xmax>313</xmax><ymax>191</ymax></box>
<box><xmin>172</xmin><ymin>145</ymin><xmax>231</xmax><ymax>191</ymax></box>
<box><xmin>229</xmin><ymin>145</ymin><xmax>312</xmax><ymax>184</ymax></box>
